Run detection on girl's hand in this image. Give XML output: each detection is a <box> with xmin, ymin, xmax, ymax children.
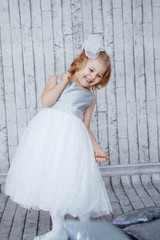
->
<box><xmin>94</xmin><ymin>147</ymin><xmax>109</xmax><ymax>163</ymax></box>
<box><xmin>61</xmin><ymin>72</ymin><xmax>71</xmax><ymax>85</ymax></box>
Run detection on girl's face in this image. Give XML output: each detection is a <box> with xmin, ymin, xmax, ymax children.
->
<box><xmin>76</xmin><ymin>57</ymin><xmax>107</xmax><ymax>88</ymax></box>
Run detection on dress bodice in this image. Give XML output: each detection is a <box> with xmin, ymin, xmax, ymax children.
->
<box><xmin>50</xmin><ymin>76</ymin><xmax>95</xmax><ymax>114</ymax></box>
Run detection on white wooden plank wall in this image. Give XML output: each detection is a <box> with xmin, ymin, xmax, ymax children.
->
<box><xmin>0</xmin><ymin>0</ymin><xmax>160</xmax><ymax>185</ymax></box>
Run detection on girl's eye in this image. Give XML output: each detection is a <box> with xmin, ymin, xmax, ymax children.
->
<box><xmin>89</xmin><ymin>68</ymin><xmax>93</xmax><ymax>72</ymax></box>
<box><xmin>98</xmin><ymin>75</ymin><xmax>102</xmax><ymax>78</ymax></box>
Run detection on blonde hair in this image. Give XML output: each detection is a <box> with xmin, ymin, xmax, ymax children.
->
<box><xmin>68</xmin><ymin>49</ymin><xmax>111</xmax><ymax>92</ymax></box>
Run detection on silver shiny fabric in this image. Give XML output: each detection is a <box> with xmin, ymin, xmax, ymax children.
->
<box><xmin>51</xmin><ymin>101</ymin><xmax>84</xmax><ymax>120</ymax></box>
<box><xmin>50</xmin><ymin>76</ymin><xmax>95</xmax><ymax>115</ymax></box>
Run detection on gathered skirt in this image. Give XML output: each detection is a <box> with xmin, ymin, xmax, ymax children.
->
<box><xmin>4</xmin><ymin>102</ymin><xmax>112</xmax><ymax>218</ymax></box>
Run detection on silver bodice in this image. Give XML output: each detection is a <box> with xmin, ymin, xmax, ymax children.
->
<box><xmin>50</xmin><ymin>76</ymin><xmax>95</xmax><ymax>117</ymax></box>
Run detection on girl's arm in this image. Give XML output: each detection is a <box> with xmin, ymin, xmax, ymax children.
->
<box><xmin>83</xmin><ymin>96</ymin><xmax>109</xmax><ymax>163</ymax></box>
<box><xmin>41</xmin><ymin>73</ymin><xmax>70</xmax><ymax>107</ymax></box>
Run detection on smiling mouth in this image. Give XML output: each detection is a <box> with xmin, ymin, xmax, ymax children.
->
<box><xmin>85</xmin><ymin>77</ymin><xmax>92</xmax><ymax>83</ymax></box>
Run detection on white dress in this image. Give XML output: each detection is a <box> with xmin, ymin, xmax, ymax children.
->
<box><xmin>4</xmin><ymin>76</ymin><xmax>112</xmax><ymax>219</ymax></box>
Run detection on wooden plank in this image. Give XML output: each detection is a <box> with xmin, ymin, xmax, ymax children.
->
<box><xmin>131</xmin><ymin>175</ymin><xmax>155</xmax><ymax>207</ymax></box>
<box><xmin>111</xmin><ymin>176</ymin><xmax>134</xmax><ymax>214</ymax></box>
<box><xmin>152</xmin><ymin>174</ymin><xmax>160</xmax><ymax>193</ymax></box>
<box><xmin>127</xmin><ymin>102</ymin><xmax>139</xmax><ymax>164</ymax></box>
<box><xmin>157</xmin><ymin>85</ymin><xmax>160</xmax><ymax>162</ymax></box>
<box><xmin>41</xmin><ymin>9</ymin><xmax>55</xmax><ymax>80</ymax></box>
<box><xmin>0</xmin><ymin>173</ymin><xmax>8</xmax><ymax>186</ymax></box>
<box><xmin>11</xmin><ymin>28</ymin><xmax>28</xmax><ymax>140</ymax></box>
<box><xmin>8</xmin><ymin>205</ymin><xmax>27</xmax><ymax>240</ymax></box>
<box><xmin>123</xmin><ymin>23</ymin><xmax>135</xmax><ymax>102</ymax></box>
<box><xmin>51</xmin><ymin>0</ymin><xmax>65</xmax><ymax>75</ymax></box>
<box><xmin>116</xmin><ymin>88</ymin><xmax>127</xmax><ymax>139</ymax></box>
<box><xmin>2</xmin><ymin>65</ymin><xmax>14</xmax><ymax>95</ymax></box>
<box><xmin>152</xmin><ymin>6</ymin><xmax>160</xmax><ymax>59</ymax></box>
<box><xmin>97</xmin><ymin>87</ymin><xmax>107</xmax><ymax>112</ymax></box>
<box><xmin>41</xmin><ymin>0</ymin><xmax>51</xmax><ymax>11</ymax></box>
<box><xmin>113</xmin><ymin>0</ymin><xmax>122</xmax><ymax>9</ymax></box>
<box><xmin>64</xmin><ymin>34</ymin><xmax>74</xmax><ymax>71</ymax></box>
<box><xmin>100</xmin><ymin>163</ymin><xmax>160</xmax><ymax>176</ymax></box>
<box><xmin>0</xmin><ymin>30</ymin><xmax>9</xmax><ymax>173</ymax></box>
<box><xmin>117</xmin><ymin>87</ymin><xmax>128</xmax><ymax>165</ymax></box>
<box><xmin>8</xmin><ymin>0</ymin><xmax>20</xmax><ymax>29</ymax></box>
<box><xmin>141</xmin><ymin>175</ymin><xmax>160</xmax><ymax>206</ymax></box>
<box><xmin>102</xmin><ymin>0</ymin><xmax>113</xmax><ymax>56</ymax></box>
<box><xmin>0</xmin><ymin>1</ymin><xmax>12</xmax><ymax>68</ymax></box>
<box><xmin>132</xmin><ymin>0</ymin><xmax>143</xmax><ymax>23</ymax></box>
<box><xmin>22</xmin><ymin>209</ymin><xmax>38</xmax><ymax>240</ymax></box>
<box><xmin>0</xmin><ymin>184</ymin><xmax>6</xmax><ymax>193</ymax></box>
<box><xmin>115</xmin><ymin>61</ymin><xmax>125</xmax><ymax>87</ymax></box>
<box><xmin>92</xmin><ymin>0</ymin><xmax>103</xmax><ymax>33</ymax></box>
<box><xmin>103</xmin><ymin>176</ymin><xmax>123</xmax><ymax>218</ymax></box>
<box><xmin>36</xmin><ymin>210</ymin><xmax>50</xmax><ymax>237</ymax></box>
<box><xmin>31</xmin><ymin>0</ymin><xmax>41</xmax><ymax>28</ymax></box>
<box><xmin>16</xmin><ymin>108</ymin><xmax>27</xmax><ymax>142</ymax></box>
<box><xmin>143</xmin><ymin>5</ymin><xmax>159</xmax><ymax>162</ymax></box>
<box><xmin>113</xmin><ymin>3</ymin><xmax>129</xmax><ymax>167</ymax></box>
<box><xmin>1</xmin><ymin>0</ymin><xmax>18</xmax><ymax>166</ymax></box>
<box><xmin>121</xmin><ymin>176</ymin><xmax>144</xmax><ymax>209</ymax></box>
<box><xmin>0</xmin><ymin>197</ymin><xmax>17</xmax><ymax>240</ymax></box>
<box><xmin>136</xmin><ymin>101</ymin><xmax>149</xmax><ymax>163</ymax></box>
<box><xmin>81</xmin><ymin>0</ymin><xmax>92</xmax><ymax>39</ymax></box>
<box><xmin>113</xmin><ymin>7</ymin><xmax>123</xmax><ymax>61</ymax></box>
<box><xmin>102</xmin><ymin>0</ymin><xmax>119</xmax><ymax>166</ymax></box>
<box><xmin>123</xmin><ymin>0</ymin><xmax>132</xmax><ymax>24</ymax></box>
<box><xmin>102</xmin><ymin>79</ymin><xmax>119</xmax><ymax>165</ymax></box>
<box><xmin>62</xmin><ymin>0</ymin><xmax>72</xmax><ymax>35</ymax></box>
<box><xmin>147</xmin><ymin>101</ymin><xmax>159</xmax><ymax>162</ymax></box>
<box><xmin>152</xmin><ymin>0</ymin><xmax>160</xmax><ymax>6</ymax></box>
<box><xmin>31</xmin><ymin>0</ymin><xmax>45</xmax><ymax>111</ymax></box>
<box><xmin>153</xmin><ymin>6</ymin><xmax>160</xmax><ymax>159</ymax></box>
<box><xmin>137</xmin><ymin>100</ymin><xmax>150</xmax><ymax>163</ymax></box>
<box><xmin>123</xmin><ymin>0</ymin><xmax>139</xmax><ymax>166</ymax></box>
<box><xmin>71</xmin><ymin>0</ymin><xmax>83</xmax><ymax>58</ymax></box>
<box><xmin>8</xmin><ymin>146</ymin><xmax>17</xmax><ymax>165</ymax></box>
<box><xmin>10</xmin><ymin>28</ymin><xmax>26</xmax><ymax>109</ymax></box>
<box><xmin>119</xmin><ymin>138</ymin><xmax>129</xmax><ymax>165</ymax></box>
<box><xmin>97</xmin><ymin>112</ymin><xmax>109</xmax><ymax>167</ymax></box>
<box><xmin>0</xmin><ymin>193</ymin><xmax>8</xmax><ymax>223</ymax></box>
<box><xmin>142</xmin><ymin>0</ymin><xmax>152</xmax><ymax>23</ymax></box>
<box><xmin>132</xmin><ymin>1</ymin><xmax>149</xmax><ymax>164</ymax></box>
<box><xmin>5</xmin><ymin>92</ymin><xmax>18</xmax><ymax>147</ymax></box>
<box><xmin>19</xmin><ymin>0</ymin><xmax>37</xmax><ymax>122</ymax></box>
<box><xmin>155</xmin><ymin>60</ymin><xmax>160</xmax><ymax>85</ymax></box>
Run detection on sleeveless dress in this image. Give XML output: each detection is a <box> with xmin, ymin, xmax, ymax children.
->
<box><xmin>4</xmin><ymin>76</ymin><xmax>112</xmax><ymax>219</ymax></box>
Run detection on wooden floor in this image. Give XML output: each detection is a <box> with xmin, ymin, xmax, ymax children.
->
<box><xmin>0</xmin><ymin>174</ymin><xmax>160</xmax><ymax>240</ymax></box>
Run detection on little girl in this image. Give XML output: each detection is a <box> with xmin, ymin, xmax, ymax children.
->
<box><xmin>4</xmin><ymin>35</ymin><xmax>112</xmax><ymax>240</ymax></box>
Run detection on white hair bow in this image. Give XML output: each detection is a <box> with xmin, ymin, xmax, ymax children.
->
<box><xmin>82</xmin><ymin>34</ymin><xmax>105</xmax><ymax>59</ymax></box>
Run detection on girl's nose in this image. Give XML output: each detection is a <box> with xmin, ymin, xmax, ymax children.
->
<box><xmin>91</xmin><ymin>72</ymin><xmax>96</xmax><ymax>80</ymax></box>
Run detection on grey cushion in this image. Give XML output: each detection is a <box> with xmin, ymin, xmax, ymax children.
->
<box><xmin>124</xmin><ymin>218</ymin><xmax>160</xmax><ymax>240</ymax></box>
<box><xmin>112</xmin><ymin>206</ymin><xmax>160</xmax><ymax>228</ymax></box>
<box><xmin>62</xmin><ymin>219</ymin><xmax>130</xmax><ymax>240</ymax></box>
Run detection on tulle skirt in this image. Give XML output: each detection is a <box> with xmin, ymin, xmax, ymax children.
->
<box><xmin>4</xmin><ymin>102</ymin><xmax>112</xmax><ymax>218</ymax></box>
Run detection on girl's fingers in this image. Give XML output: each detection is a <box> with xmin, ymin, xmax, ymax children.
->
<box><xmin>95</xmin><ymin>155</ymin><xmax>109</xmax><ymax>161</ymax></box>
<box><xmin>95</xmin><ymin>156</ymin><xmax>108</xmax><ymax>163</ymax></box>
